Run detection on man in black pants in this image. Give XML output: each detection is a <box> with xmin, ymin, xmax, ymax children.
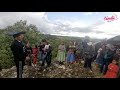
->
<box><xmin>84</xmin><ymin>52</ymin><xmax>93</xmax><ymax>70</ymax></box>
<box><xmin>10</xmin><ymin>31</ymin><xmax>26</xmax><ymax>78</ymax></box>
<box><xmin>84</xmin><ymin>46</ymin><xmax>94</xmax><ymax>72</ymax></box>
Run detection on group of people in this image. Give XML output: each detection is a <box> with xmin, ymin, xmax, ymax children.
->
<box><xmin>57</xmin><ymin>41</ymin><xmax>120</xmax><ymax>78</ymax></box>
<box><xmin>95</xmin><ymin>44</ymin><xmax>120</xmax><ymax>78</ymax></box>
<box><xmin>57</xmin><ymin>41</ymin><xmax>96</xmax><ymax>71</ymax></box>
<box><xmin>10</xmin><ymin>31</ymin><xmax>120</xmax><ymax>78</ymax></box>
<box><xmin>57</xmin><ymin>41</ymin><xmax>84</xmax><ymax>64</ymax></box>
<box><xmin>25</xmin><ymin>39</ymin><xmax>52</xmax><ymax>67</ymax></box>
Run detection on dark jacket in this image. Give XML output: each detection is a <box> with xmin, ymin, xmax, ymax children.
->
<box><xmin>66</xmin><ymin>45</ymin><xmax>69</xmax><ymax>52</ymax></box>
<box><xmin>84</xmin><ymin>46</ymin><xmax>95</xmax><ymax>61</ymax></box>
<box><xmin>101</xmin><ymin>49</ymin><xmax>114</xmax><ymax>63</ymax></box>
<box><xmin>113</xmin><ymin>54</ymin><xmax>120</xmax><ymax>63</ymax></box>
<box><xmin>25</xmin><ymin>46</ymin><xmax>32</xmax><ymax>57</ymax></box>
<box><xmin>11</xmin><ymin>40</ymin><xmax>26</xmax><ymax>62</ymax></box>
<box><xmin>46</xmin><ymin>45</ymin><xmax>52</xmax><ymax>56</ymax></box>
<box><xmin>39</xmin><ymin>44</ymin><xmax>45</xmax><ymax>53</ymax></box>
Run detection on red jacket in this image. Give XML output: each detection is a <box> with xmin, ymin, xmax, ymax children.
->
<box><xmin>32</xmin><ymin>48</ymin><xmax>38</xmax><ymax>56</ymax></box>
<box><xmin>105</xmin><ymin>63</ymin><xmax>119</xmax><ymax>78</ymax></box>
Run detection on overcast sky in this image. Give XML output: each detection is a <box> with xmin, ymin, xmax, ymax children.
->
<box><xmin>0</xmin><ymin>12</ymin><xmax>120</xmax><ymax>39</ymax></box>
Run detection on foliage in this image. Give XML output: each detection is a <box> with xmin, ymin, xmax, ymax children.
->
<box><xmin>0</xmin><ymin>20</ymin><xmax>44</xmax><ymax>69</ymax></box>
<box><xmin>0</xmin><ymin>20</ymin><xmax>72</xmax><ymax>69</ymax></box>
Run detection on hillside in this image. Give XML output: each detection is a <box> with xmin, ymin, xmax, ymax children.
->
<box><xmin>107</xmin><ymin>35</ymin><xmax>120</xmax><ymax>46</ymax></box>
<box><xmin>0</xmin><ymin>60</ymin><xmax>104</xmax><ymax>78</ymax></box>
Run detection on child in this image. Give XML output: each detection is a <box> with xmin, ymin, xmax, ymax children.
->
<box><xmin>66</xmin><ymin>48</ymin><xmax>75</xmax><ymax>64</ymax></box>
<box><xmin>25</xmin><ymin>42</ymin><xmax>32</xmax><ymax>66</ymax></box>
<box><xmin>75</xmin><ymin>49</ymin><xmax>80</xmax><ymax>63</ymax></box>
<box><xmin>105</xmin><ymin>59</ymin><xmax>119</xmax><ymax>78</ymax></box>
<box><xmin>66</xmin><ymin>41</ymin><xmax>75</xmax><ymax>64</ymax></box>
<box><xmin>31</xmin><ymin>44</ymin><xmax>38</xmax><ymax>67</ymax></box>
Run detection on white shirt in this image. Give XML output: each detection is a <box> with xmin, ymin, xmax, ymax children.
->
<box><xmin>45</xmin><ymin>45</ymin><xmax>50</xmax><ymax>50</ymax></box>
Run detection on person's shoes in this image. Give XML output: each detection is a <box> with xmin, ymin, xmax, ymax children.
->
<box><xmin>47</xmin><ymin>64</ymin><xmax>51</xmax><ymax>67</ymax></box>
<box><xmin>41</xmin><ymin>63</ymin><xmax>44</xmax><ymax>66</ymax></box>
<box><xmin>100</xmin><ymin>73</ymin><xmax>104</xmax><ymax>76</ymax></box>
<box><xmin>103</xmin><ymin>72</ymin><xmax>106</xmax><ymax>75</ymax></box>
<box><xmin>32</xmin><ymin>63</ymin><xmax>34</xmax><ymax>67</ymax></box>
<box><xmin>61</xmin><ymin>62</ymin><xmax>64</xmax><ymax>65</ymax></box>
<box><xmin>59</xmin><ymin>62</ymin><xmax>61</xmax><ymax>65</ymax></box>
<box><xmin>89</xmin><ymin>69</ymin><xmax>93</xmax><ymax>73</ymax></box>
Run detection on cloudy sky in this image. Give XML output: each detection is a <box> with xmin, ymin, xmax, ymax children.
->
<box><xmin>0</xmin><ymin>12</ymin><xmax>120</xmax><ymax>39</ymax></box>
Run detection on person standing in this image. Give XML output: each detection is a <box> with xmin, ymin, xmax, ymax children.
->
<box><xmin>66</xmin><ymin>41</ymin><xmax>75</xmax><ymax>64</ymax></box>
<box><xmin>96</xmin><ymin>48</ymin><xmax>103</xmax><ymax>66</ymax></box>
<box><xmin>100</xmin><ymin>44</ymin><xmax>114</xmax><ymax>75</ymax></box>
<box><xmin>42</xmin><ymin>41</ymin><xmax>52</xmax><ymax>67</ymax></box>
<box><xmin>57</xmin><ymin>41</ymin><xmax>66</xmax><ymax>65</ymax></box>
<box><xmin>25</xmin><ymin>42</ymin><xmax>32</xmax><ymax>66</ymax></box>
<box><xmin>113</xmin><ymin>49</ymin><xmax>120</xmax><ymax>78</ymax></box>
<box><xmin>31</xmin><ymin>44</ymin><xmax>38</xmax><ymax>67</ymax></box>
<box><xmin>105</xmin><ymin>59</ymin><xmax>119</xmax><ymax>78</ymax></box>
<box><xmin>84</xmin><ymin>46</ymin><xmax>94</xmax><ymax>72</ymax></box>
<box><xmin>74</xmin><ymin>42</ymin><xmax>81</xmax><ymax>63</ymax></box>
<box><xmin>38</xmin><ymin>42</ymin><xmax>42</xmax><ymax>63</ymax></box>
<box><xmin>10</xmin><ymin>31</ymin><xmax>26</xmax><ymax>78</ymax></box>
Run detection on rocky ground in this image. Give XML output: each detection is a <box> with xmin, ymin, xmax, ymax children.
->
<box><xmin>0</xmin><ymin>60</ymin><xmax>104</xmax><ymax>78</ymax></box>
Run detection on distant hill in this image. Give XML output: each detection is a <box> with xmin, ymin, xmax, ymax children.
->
<box><xmin>42</xmin><ymin>34</ymin><xmax>102</xmax><ymax>43</ymax></box>
<box><xmin>107</xmin><ymin>35</ymin><xmax>120</xmax><ymax>45</ymax></box>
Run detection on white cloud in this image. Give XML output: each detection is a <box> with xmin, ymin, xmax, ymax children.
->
<box><xmin>83</xmin><ymin>12</ymin><xmax>93</xmax><ymax>15</ymax></box>
<box><xmin>0</xmin><ymin>12</ymin><xmax>120</xmax><ymax>39</ymax></box>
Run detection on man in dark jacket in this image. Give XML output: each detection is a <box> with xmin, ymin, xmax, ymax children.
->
<box><xmin>100</xmin><ymin>45</ymin><xmax>114</xmax><ymax>75</ymax></box>
<box><xmin>10</xmin><ymin>31</ymin><xmax>26</xmax><ymax>78</ymax></box>
<box><xmin>84</xmin><ymin>46</ymin><xmax>94</xmax><ymax>71</ymax></box>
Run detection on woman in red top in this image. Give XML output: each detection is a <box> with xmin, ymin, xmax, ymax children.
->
<box><xmin>105</xmin><ymin>59</ymin><xmax>119</xmax><ymax>78</ymax></box>
<box><xmin>31</xmin><ymin>44</ymin><xmax>38</xmax><ymax>67</ymax></box>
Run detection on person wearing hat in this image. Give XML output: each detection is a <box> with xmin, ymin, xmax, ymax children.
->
<box><xmin>113</xmin><ymin>49</ymin><xmax>120</xmax><ymax>78</ymax></box>
<box><xmin>10</xmin><ymin>31</ymin><xmax>26</xmax><ymax>78</ymax></box>
<box><xmin>100</xmin><ymin>44</ymin><xmax>114</xmax><ymax>75</ymax></box>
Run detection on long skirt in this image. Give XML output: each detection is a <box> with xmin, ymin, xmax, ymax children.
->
<box><xmin>57</xmin><ymin>51</ymin><xmax>66</xmax><ymax>62</ymax></box>
<box><xmin>32</xmin><ymin>54</ymin><xmax>37</xmax><ymax>64</ymax></box>
<box><xmin>66</xmin><ymin>52</ymin><xmax>75</xmax><ymax>63</ymax></box>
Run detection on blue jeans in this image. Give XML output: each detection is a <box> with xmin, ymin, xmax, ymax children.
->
<box><xmin>38</xmin><ymin>51</ymin><xmax>42</xmax><ymax>62</ymax></box>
